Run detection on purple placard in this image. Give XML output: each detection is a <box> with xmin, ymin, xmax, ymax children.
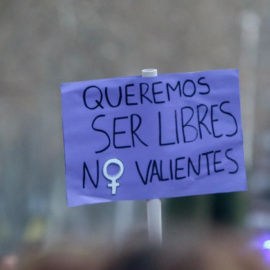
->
<box><xmin>61</xmin><ymin>69</ymin><xmax>247</xmax><ymax>207</ymax></box>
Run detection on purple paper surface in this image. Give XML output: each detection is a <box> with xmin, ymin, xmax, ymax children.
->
<box><xmin>61</xmin><ymin>69</ymin><xmax>247</xmax><ymax>207</ymax></box>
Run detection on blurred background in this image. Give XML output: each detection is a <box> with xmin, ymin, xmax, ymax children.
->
<box><xmin>0</xmin><ymin>0</ymin><xmax>269</xmax><ymax>255</ymax></box>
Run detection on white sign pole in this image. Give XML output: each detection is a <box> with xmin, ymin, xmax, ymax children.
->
<box><xmin>142</xmin><ymin>69</ymin><xmax>162</xmax><ymax>245</ymax></box>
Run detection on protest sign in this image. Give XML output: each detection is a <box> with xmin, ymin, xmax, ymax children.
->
<box><xmin>61</xmin><ymin>69</ymin><xmax>247</xmax><ymax>207</ymax></box>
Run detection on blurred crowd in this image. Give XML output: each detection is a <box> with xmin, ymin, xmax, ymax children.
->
<box><xmin>1</xmin><ymin>228</ymin><xmax>269</xmax><ymax>270</ymax></box>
